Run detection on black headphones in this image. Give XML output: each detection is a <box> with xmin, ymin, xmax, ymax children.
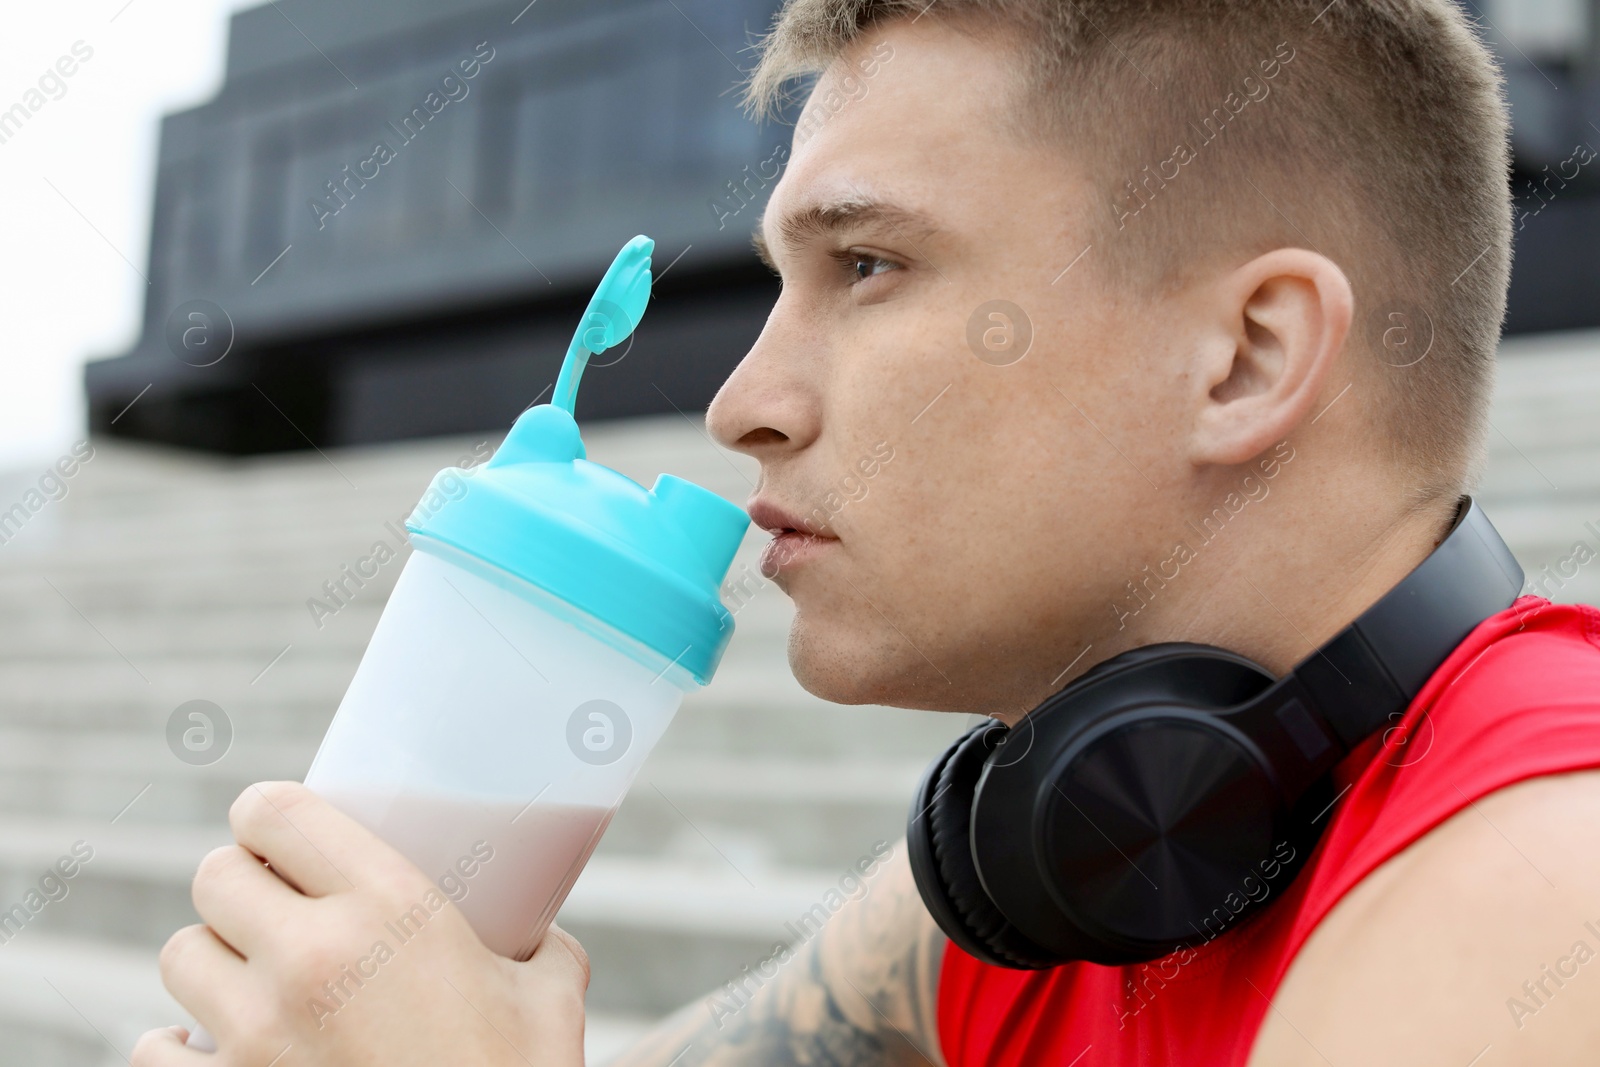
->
<box><xmin>907</xmin><ymin>496</ymin><xmax>1524</xmax><ymax>968</ymax></box>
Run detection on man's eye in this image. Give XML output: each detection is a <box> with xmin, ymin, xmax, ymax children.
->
<box><xmin>830</xmin><ymin>249</ymin><xmax>897</xmax><ymax>284</ymax></box>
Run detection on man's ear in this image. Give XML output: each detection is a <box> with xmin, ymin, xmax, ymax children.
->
<box><xmin>1188</xmin><ymin>249</ymin><xmax>1353</xmax><ymax>466</ymax></box>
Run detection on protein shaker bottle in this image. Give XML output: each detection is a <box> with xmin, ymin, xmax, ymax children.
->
<box><xmin>186</xmin><ymin>235</ymin><xmax>748</xmax><ymax>1051</ymax></box>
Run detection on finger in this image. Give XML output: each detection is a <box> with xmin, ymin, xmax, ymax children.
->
<box><xmin>229</xmin><ymin>781</ymin><xmax>417</xmax><ymax>899</ymax></box>
<box><xmin>158</xmin><ymin>923</ymin><xmax>248</xmax><ymax>1037</ymax></box>
<box><xmin>191</xmin><ymin>845</ymin><xmax>301</xmax><ymax>958</ymax></box>
<box><xmin>131</xmin><ymin>1025</ymin><xmax>210</xmax><ymax>1067</ymax></box>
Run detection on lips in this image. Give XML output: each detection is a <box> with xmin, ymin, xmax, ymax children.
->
<box><xmin>747</xmin><ymin>497</ymin><xmax>838</xmax><ymax>574</ymax></box>
<box><xmin>748</xmin><ymin>499</ymin><xmax>827</xmax><ymax>538</ymax></box>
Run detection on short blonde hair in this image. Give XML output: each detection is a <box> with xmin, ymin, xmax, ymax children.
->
<box><xmin>741</xmin><ymin>0</ymin><xmax>1513</xmax><ymax>499</ymax></box>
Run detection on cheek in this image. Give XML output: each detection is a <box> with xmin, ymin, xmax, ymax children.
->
<box><xmin>834</xmin><ymin>449</ymin><xmax>993</xmax><ymax>619</ymax></box>
<box><xmin>915</xmin><ymin>427</ymin><xmax>1109</xmax><ymax>603</ymax></box>
<box><xmin>785</xmin><ymin>298</ymin><xmax>1109</xmax><ymax>704</ymax></box>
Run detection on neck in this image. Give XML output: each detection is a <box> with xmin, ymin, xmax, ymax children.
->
<box><xmin>992</xmin><ymin>488</ymin><xmax>1457</xmax><ymax>731</ymax></box>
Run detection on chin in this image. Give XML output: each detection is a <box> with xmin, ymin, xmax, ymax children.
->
<box><xmin>786</xmin><ymin>621</ymin><xmax>887</xmax><ymax>705</ymax></box>
<box><xmin>785</xmin><ymin>613</ymin><xmax>975</xmax><ymax>711</ymax></box>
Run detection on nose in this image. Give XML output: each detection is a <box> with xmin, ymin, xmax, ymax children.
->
<box><xmin>706</xmin><ymin>312</ymin><xmax>821</xmax><ymax>460</ymax></box>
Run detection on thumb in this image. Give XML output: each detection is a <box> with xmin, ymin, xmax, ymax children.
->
<box><xmin>530</xmin><ymin>922</ymin><xmax>591</xmax><ymax>992</ymax></box>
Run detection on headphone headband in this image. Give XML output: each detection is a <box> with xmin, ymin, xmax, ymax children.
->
<box><xmin>1291</xmin><ymin>497</ymin><xmax>1524</xmax><ymax>746</ymax></box>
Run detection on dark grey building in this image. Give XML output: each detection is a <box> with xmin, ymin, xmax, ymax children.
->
<box><xmin>1498</xmin><ymin>49</ymin><xmax>1600</xmax><ymax>333</ymax></box>
<box><xmin>87</xmin><ymin>0</ymin><xmax>793</xmax><ymax>453</ymax></box>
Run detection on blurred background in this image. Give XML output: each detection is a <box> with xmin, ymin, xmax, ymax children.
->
<box><xmin>0</xmin><ymin>0</ymin><xmax>1598</xmax><ymax>1063</ymax></box>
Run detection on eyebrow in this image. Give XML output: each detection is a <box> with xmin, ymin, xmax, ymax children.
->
<box><xmin>750</xmin><ymin>195</ymin><xmax>943</xmax><ymax>274</ymax></box>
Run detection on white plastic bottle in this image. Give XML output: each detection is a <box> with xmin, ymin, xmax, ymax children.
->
<box><xmin>186</xmin><ymin>235</ymin><xmax>748</xmax><ymax>1051</ymax></box>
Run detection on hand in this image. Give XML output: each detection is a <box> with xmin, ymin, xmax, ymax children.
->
<box><xmin>132</xmin><ymin>781</ymin><xmax>589</xmax><ymax>1066</ymax></box>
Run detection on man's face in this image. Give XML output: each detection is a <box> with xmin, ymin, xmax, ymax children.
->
<box><xmin>707</xmin><ymin>17</ymin><xmax>1184</xmax><ymax>716</ymax></box>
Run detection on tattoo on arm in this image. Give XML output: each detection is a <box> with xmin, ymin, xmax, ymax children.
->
<box><xmin>608</xmin><ymin>843</ymin><xmax>947</xmax><ymax>1067</ymax></box>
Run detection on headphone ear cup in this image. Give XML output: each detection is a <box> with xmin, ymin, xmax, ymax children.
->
<box><xmin>908</xmin><ymin>724</ymin><xmax>1060</xmax><ymax>969</ymax></box>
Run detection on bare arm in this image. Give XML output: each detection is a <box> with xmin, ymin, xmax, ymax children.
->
<box><xmin>1250</xmin><ymin>770</ymin><xmax>1600</xmax><ymax>1066</ymax></box>
<box><xmin>609</xmin><ymin>841</ymin><xmax>947</xmax><ymax>1067</ymax></box>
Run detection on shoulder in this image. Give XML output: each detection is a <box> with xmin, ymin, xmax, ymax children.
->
<box><xmin>1250</xmin><ymin>768</ymin><xmax>1600</xmax><ymax>1066</ymax></box>
<box><xmin>816</xmin><ymin>839</ymin><xmax>950</xmax><ymax>1067</ymax></box>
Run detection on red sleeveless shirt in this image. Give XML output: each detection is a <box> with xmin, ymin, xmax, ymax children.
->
<box><xmin>938</xmin><ymin>597</ymin><xmax>1600</xmax><ymax>1067</ymax></box>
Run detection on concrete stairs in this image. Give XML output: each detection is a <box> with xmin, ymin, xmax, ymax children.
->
<box><xmin>0</xmin><ymin>328</ymin><xmax>1597</xmax><ymax>1064</ymax></box>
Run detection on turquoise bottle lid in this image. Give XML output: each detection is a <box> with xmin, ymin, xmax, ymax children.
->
<box><xmin>407</xmin><ymin>235</ymin><xmax>750</xmax><ymax>685</ymax></box>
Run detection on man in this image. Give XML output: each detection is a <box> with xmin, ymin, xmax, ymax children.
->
<box><xmin>137</xmin><ymin>1</ymin><xmax>1600</xmax><ymax>1064</ymax></box>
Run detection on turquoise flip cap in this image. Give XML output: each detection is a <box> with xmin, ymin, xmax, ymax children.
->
<box><xmin>406</xmin><ymin>235</ymin><xmax>751</xmax><ymax>684</ymax></box>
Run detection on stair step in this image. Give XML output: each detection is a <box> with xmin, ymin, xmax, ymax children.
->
<box><xmin>0</xmin><ymin>933</ymin><xmax>179</xmax><ymax>1067</ymax></box>
<box><xmin>0</xmin><ymin>931</ymin><xmax>655</xmax><ymax>1065</ymax></box>
<box><xmin>0</xmin><ymin>810</ymin><xmax>899</xmax><ymax>939</ymax></box>
<box><xmin>0</xmin><ymin>811</ymin><xmax>895</xmax><ymax>1016</ymax></box>
<box><xmin>0</xmin><ymin>728</ymin><xmax>945</xmax><ymax>868</ymax></box>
